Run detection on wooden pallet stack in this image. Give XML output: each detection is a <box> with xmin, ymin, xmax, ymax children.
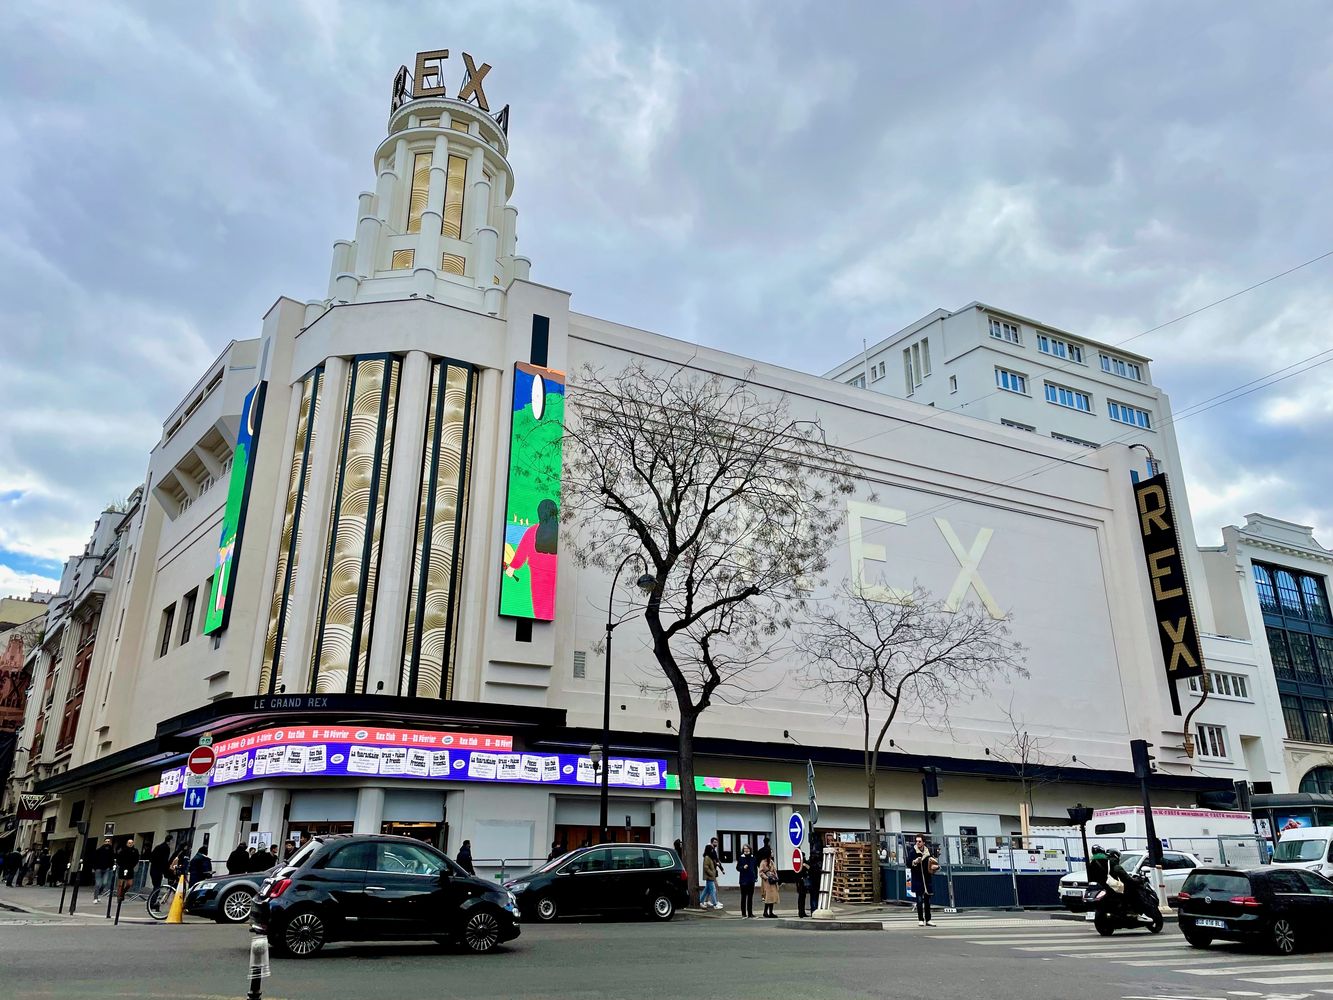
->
<box><xmin>832</xmin><ymin>841</ymin><xmax>875</xmax><ymax>903</ymax></box>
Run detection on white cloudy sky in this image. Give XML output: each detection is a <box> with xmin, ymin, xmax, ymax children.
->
<box><xmin>2</xmin><ymin>1</ymin><xmax>1332</xmax><ymax>595</ymax></box>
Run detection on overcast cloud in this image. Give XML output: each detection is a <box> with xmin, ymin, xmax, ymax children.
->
<box><xmin>2</xmin><ymin>1</ymin><xmax>1332</xmax><ymax>594</ymax></box>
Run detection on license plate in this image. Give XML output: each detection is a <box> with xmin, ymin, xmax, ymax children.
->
<box><xmin>1195</xmin><ymin>918</ymin><xmax>1227</xmax><ymax>929</ymax></box>
<box><xmin>1061</xmin><ymin>888</ymin><xmax>1080</xmax><ymax>896</ymax></box>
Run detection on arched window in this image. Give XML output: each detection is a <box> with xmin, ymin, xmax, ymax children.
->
<box><xmin>1299</xmin><ymin>766</ymin><xmax>1333</xmax><ymax>796</ymax></box>
<box><xmin>1275</xmin><ymin>570</ymin><xmax>1305</xmax><ymax>617</ymax></box>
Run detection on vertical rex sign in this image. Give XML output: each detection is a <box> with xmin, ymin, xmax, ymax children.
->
<box><xmin>205</xmin><ymin>382</ymin><xmax>267</xmax><ymax>635</ymax></box>
<box><xmin>499</xmin><ymin>363</ymin><xmax>565</xmax><ymax>620</ymax></box>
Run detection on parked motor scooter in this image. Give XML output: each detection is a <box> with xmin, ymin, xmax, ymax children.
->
<box><xmin>1092</xmin><ymin>872</ymin><xmax>1164</xmax><ymax>935</ymax></box>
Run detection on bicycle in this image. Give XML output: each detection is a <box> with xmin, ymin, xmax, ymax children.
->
<box><xmin>147</xmin><ymin>881</ymin><xmax>178</xmax><ymax>921</ymax></box>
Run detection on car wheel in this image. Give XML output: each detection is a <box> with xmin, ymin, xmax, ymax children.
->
<box><xmin>1184</xmin><ymin>932</ymin><xmax>1212</xmax><ymax>949</ymax></box>
<box><xmin>463</xmin><ymin>909</ymin><xmax>502</xmax><ymax>954</ymax></box>
<box><xmin>218</xmin><ymin>887</ymin><xmax>255</xmax><ymax>924</ymax></box>
<box><xmin>650</xmin><ymin>894</ymin><xmax>675</xmax><ymax>921</ymax></box>
<box><xmin>1271</xmin><ymin>918</ymin><xmax>1297</xmax><ymax>955</ymax></box>
<box><xmin>534</xmin><ymin>896</ymin><xmax>558</xmax><ymax>922</ymax></box>
<box><xmin>282</xmin><ymin>911</ymin><xmax>327</xmax><ymax>958</ymax></box>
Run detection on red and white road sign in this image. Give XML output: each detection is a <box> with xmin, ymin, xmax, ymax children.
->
<box><xmin>187</xmin><ymin>745</ymin><xmax>217</xmax><ymax>775</ymax></box>
<box><xmin>791</xmin><ymin>849</ymin><xmax>802</xmax><ymax>873</ymax></box>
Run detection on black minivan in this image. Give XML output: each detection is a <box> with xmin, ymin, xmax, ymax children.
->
<box><xmin>251</xmin><ymin>834</ymin><xmax>520</xmax><ymax>957</ymax></box>
<box><xmin>504</xmin><ymin>844</ymin><xmax>689</xmax><ymax>922</ymax></box>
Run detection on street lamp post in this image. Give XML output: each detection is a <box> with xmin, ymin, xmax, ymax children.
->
<box><xmin>599</xmin><ymin>554</ymin><xmax>655</xmax><ymax>844</ymax></box>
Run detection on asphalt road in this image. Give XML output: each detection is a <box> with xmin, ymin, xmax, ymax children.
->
<box><xmin>1</xmin><ymin>910</ymin><xmax>1327</xmax><ymax>1000</ymax></box>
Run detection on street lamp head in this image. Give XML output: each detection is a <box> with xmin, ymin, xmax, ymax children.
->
<box><xmin>635</xmin><ymin>573</ymin><xmax>656</xmax><ymax>593</ymax></box>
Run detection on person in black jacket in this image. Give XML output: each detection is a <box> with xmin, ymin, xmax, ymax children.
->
<box><xmin>91</xmin><ymin>838</ymin><xmax>115</xmax><ymax>901</ymax></box>
<box><xmin>115</xmin><ymin>836</ymin><xmax>141</xmax><ymax>900</ymax></box>
<box><xmin>2</xmin><ymin>849</ymin><xmax>19</xmax><ymax>887</ymax></box>
<box><xmin>148</xmin><ymin>837</ymin><xmax>171</xmax><ymax>891</ymax></box>
<box><xmin>250</xmin><ymin>845</ymin><xmax>278</xmax><ymax>873</ymax></box>
<box><xmin>226</xmin><ymin>843</ymin><xmax>249</xmax><ymax>875</ymax></box>
<box><xmin>456</xmin><ymin>840</ymin><xmax>475</xmax><ymax>875</ymax></box>
<box><xmin>50</xmin><ymin>846</ymin><xmax>69</xmax><ymax>887</ymax></box>
<box><xmin>806</xmin><ymin>846</ymin><xmax>822</xmax><ymax>915</ymax></box>
<box><xmin>188</xmin><ymin>847</ymin><xmax>213</xmax><ymax>886</ymax></box>
<box><xmin>735</xmin><ymin>844</ymin><xmax>758</xmax><ymax>918</ymax></box>
<box><xmin>908</xmin><ymin>835</ymin><xmax>936</xmax><ymax>927</ymax></box>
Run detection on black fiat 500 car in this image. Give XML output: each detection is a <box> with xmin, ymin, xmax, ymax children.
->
<box><xmin>251</xmin><ymin>834</ymin><xmax>520</xmax><ymax>957</ymax></box>
<box><xmin>1177</xmin><ymin>866</ymin><xmax>1333</xmax><ymax>955</ymax></box>
<box><xmin>504</xmin><ymin>844</ymin><xmax>689</xmax><ymax>922</ymax></box>
<box><xmin>186</xmin><ymin>867</ymin><xmax>270</xmax><ymax>923</ymax></box>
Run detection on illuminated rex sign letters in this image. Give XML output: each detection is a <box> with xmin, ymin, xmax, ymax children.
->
<box><xmin>1133</xmin><ymin>472</ymin><xmax>1204</xmax><ymax>685</ymax></box>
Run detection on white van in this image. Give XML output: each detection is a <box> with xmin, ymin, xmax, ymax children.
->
<box><xmin>1271</xmin><ymin>826</ymin><xmax>1333</xmax><ymax>878</ymax></box>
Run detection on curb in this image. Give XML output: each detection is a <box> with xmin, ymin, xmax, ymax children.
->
<box><xmin>777</xmin><ymin>918</ymin><xmax>882</xmax><ymax>931</ymax></box>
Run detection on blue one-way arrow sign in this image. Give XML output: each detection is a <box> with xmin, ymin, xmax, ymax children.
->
<box><xmin>183</xmin><ymin>786</ymin><xmax>207</xmax><ymax>811</ymax></box>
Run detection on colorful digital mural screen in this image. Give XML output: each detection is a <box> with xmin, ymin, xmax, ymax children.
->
<box><xmin>205</xmin><ymin>381</ymin><xmax>267</xmax><ymax>635</ymax></box>
<box><xmin>500</xmin><ymin>363</ymin><xmax>565</xmax><ymax>620</ymax></box>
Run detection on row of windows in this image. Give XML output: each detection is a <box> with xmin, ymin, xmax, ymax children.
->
<box><xmin>903</xmin><ymin>338</ymin><xmax>932</xmax><ymax>393</ymax></box>
<box><xmin>998</xmin><ymin>420</ymin><xmax>1101</xmax><ymax>450</ymax></box>
<box><xmin>158</xmin><ymin>582</ymin><xmax>208</xmax><ymax>658</ymax></box>
<box><xmin>994</xmin><ymin>367</ymin><xmax>1151</xmax><ymax>427</ymax></box>
<box><xmin>1186</xmin><ymin>671</ymin><xmax>1251</xmax><ymax>699</ymax></box>
<box><xmin>987</xmin><ymin>317</ymin><xmax>1145</xmax><ymax>382</ymax></box>
<box><xmin>1254</xmin><ymin>563</ymin><xmax>1332</xmax><ymax>623</ymax></box>
<box><xmin>1267</xmin><ymin>627</ymin><xmax>1333</xmax><ymax>685</ymax></box>
<box><xmin>1283</xmin><ymin>694</ymin><xmax>1333</xmax><ymax>745</ymax></box>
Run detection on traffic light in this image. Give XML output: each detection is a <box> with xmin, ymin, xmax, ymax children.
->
<box><xmin>1066</xmin><ymin>805</ymin><xmax>1094</xmax><ymax>826</ymax></box>
<box><xmin>1130</xmin><ymin>739</ymin><xmax>1156</xmax><ymax>779</ymax></box>
<box><xmin>922</xmin><ymin>768</ymin><xmax>940</xmax><ymax>798</ymax></box>
<box><xmin>1233</xmin><ymin>780</ymin><xmax>1253</xmax><ymax>813</ymax></box>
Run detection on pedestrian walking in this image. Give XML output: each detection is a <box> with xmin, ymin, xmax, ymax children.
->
<box><xmin>91</xmin><ymin>837</ymin><xmax>115</xmax><ymax>901</ymax></box>
<box><xmin>115</xmin><ymin>836</ymin><xmax>140</xmax><ymax>900</ymax></box>
<box><xmin>547</xmin><ymin>841</ymin><xmax>564</xmax><ymax>861</ymax></box>
<box><xmin>18</xmin><ymin>846</ymin><xmax>35</xmax><ymax>886</ymax></box>
<box><xmin>456</xmin><ymin>839</ymin><xmax>475</xmax><ymax>875</ymax></box>
<box><xmin>736</xmin><ymin>843</ymin><xmax>757</xmax><ymax>918</ymax></box>
<box><xmin>759</xmin><ymin>854</ymin><xmax>780</xmax><ymax>918</ymax></box>
<box><xmin>701</xmin><ymin>846</ymin><xmax>721</xmax><ymax>909</ymax></box>
<box><xmin>148</xmin><ymin>837</ymin><xmax>171</xmax><ymax>891</ymax></box>
<box><xmin>909</xmin><ymin>835</ymin><xmax>937</xmax><ymax>927</ymax></box>
<box><xmin>2</xmin><ymin>848</ymin><xmax>20</xmax><ymax>887</ymax></box>
<box><xmin>226</xmin><ymin>842</ymin><xmax>249</xmax><ymax>875</ymax></box>
<box><xmin>35</xmin><ymin>847</ymin><xmax>51</xmax><ymax>888</ymax></box>
<box><xmin>50</xmin><ymin>846</ymin><xmax>69</xmax><ymax>887</ymax></box>
<box><xmin>188</xmin><ymin>845</ymin><xmax>213</xmax><ymax>886</ymax></box>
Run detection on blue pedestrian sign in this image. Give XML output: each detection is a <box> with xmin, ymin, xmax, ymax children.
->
<box><xmin>184</xmin><ymin>786</ymin><xmax>207</xmax><ymax>811</ymax></box>
<box><xmin>788</xmin><ymin>812</ymin><xmax>805</xmax><ymax>848</ymax></box>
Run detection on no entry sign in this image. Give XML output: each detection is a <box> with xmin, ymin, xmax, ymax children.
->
<box><xmin>791</xmin><ymin>849</ymin><xmax>803</xmax><ymax>873</ymax></box>
<box><xmin>187</xmin><ymin>745</ymin><xmax>217</xmax><ymax>775</ymax></box>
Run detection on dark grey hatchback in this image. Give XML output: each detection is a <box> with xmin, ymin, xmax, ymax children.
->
<box><xmin>251</xmin><ymin>834</ymin><xmax>520</xmax><ymax>957</ymax></box>
<box><xmin>1178</xmin><ymin>866</ymin><xmax>1333</xmax><ymax>955</ymax></box>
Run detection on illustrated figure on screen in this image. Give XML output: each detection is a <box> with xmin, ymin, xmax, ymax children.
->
<box><xmin>504</xmin><ymin>498</ymin><xmax>558</xmax><ymax>620</ymax></box>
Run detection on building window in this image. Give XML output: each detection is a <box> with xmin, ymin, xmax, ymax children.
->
<box><xmin>949</xmin><ymin>375</ymin><xmax>958</xmax><ymax>393</ymax></box>
<box><xmin>1044</xmin><ymin>382</ymin><xmax>1092</xmax><ymax>412</ymax></box>
<box><xmin>989</xmin><ymin>318</ymin><xmax>1022</xmax><ymax>345</ymax></box>
<box><xmin>1283</xmin><ymin>694</ymin><xmax>1307</xmax><ymax>740</ymax></box>
<box><xmin>1303</xmin><ymin>576</ymin><xmax>1332</xmax><ymax>624</ymax></box>
<box><xmin>1107</xmin><ymin>400</ymin><xmax>1152</xmax><ymax>428</ymax></box>
<box><xmin>903</xmin><ymin>349</ymin><xmax>915</xmax><ymax>393</ymax></box>
<box><xmin>1051</xmin><ymin>431</ymin><xmax>1098</xmax><ymax>448</ymax></box>
<box><xmin>870</xmin><ymin>361</ymin><xmax>883</xmax><ymax>382</ymax></box>
<box><xmin>1037</xmin><ymin>334</ymin><xmax>1084</xmax><ymax>363</ymax></box>
<box><xmin>1253</xmin><ymin>564</ymin><xmax>1280</xmax><ymax>614</ymax></box>
<box><xmin>1300</xmin><ymin>766</ymin><xmax>1333</xmax><ymax>795</ymax></box>
<box><xmin>1305</xmin><ymin>698</ymin><xmax>1333</xmax><ymax>744</ymax></box>
<box><xmin>573</xmin><ymin>651</ymin><xmax>587</xmax><ymax>679</ymax></box>
<box><xmin>406</xmin><ymin>152</ymin><xmax>432</xmax><ymax>233</ymax></box>
<box><xmin>1100</xmin><ymin>353</ymin><xmax>1143</xmax><ymax>381</ymax></box>
<box><xmin>1000</xmin><ymin>418</ymin><xmax>1035</xmax><ymax>432</ymax></box>
<box><xmin>1195</xmin><ymin>724</ymin><xmax>1228</xmax><ymax>759</ymax></box>
<box><xmin>158</xmin><ymin>603</ymin><xmax>176</xmax><ymax>658</ymax></box>
<box><xmin>920</xmin><ymin>338</ymin><xmax>932</xmax><ymax>377</ymax></box>
<box><xmin>418</xmin><ymin>116</ymin><xmax>440</xmax><ymax>128</ymax></box>
<box><xmin>1187</xmin><ymin>672</ymin><xmax>1250</xmax><ymax>700</ymax></box>
<box><xmin>846</xmin><ymin>374</ymin><xmax>866</xmax><ymax>389</ymax></box>
<box><xmin>179</xmin><ymin>588</ymin><xmax>197</xmax><ymax>646</ymax></box>
<box><xmin>390</xmin><ymin>248</ymin><xmax>415</xmax><ymax>270</ymax></box>
<box><xmin>1267</xmin><ymin>625</ymin><xmax>1294</xmax><ymax>679</ymax></box>
<box><xmin>995</xmin><ymin>367</ymin><xmax>1028</xmax><ymax>394</ymax></box>
<box><xmin>406</xmin><ymin>153</ymin><xmax>468</xmax><ymax>240</ymax></box>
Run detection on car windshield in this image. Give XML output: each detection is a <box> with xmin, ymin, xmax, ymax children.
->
<box><xmin>284</xmin><ymin>840</ymin><xmax>320</xmax><ymax>869</ymax></box>
<box><xmin>1118</xmin><ymin>852</ymin><xmax>1145</xmax><ymax>873</ymax></box>
<box><xmin>1182</xmin><ymin>871</ymin><xmax>1251</xmax><ymax>896</ymax></box>
<box><xmin>516</xmin><ymin>850</ymin><xmax>580</xmax><ymax>880</ymax></box>
<box><xmin>1274</xmin><ymin>838</ymin><xmax>1327</xmax><ymax>862</ymax></box>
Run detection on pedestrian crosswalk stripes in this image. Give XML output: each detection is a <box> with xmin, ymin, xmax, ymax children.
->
<box><xmin>910</xmin><ymin>916</ymin><xmax>1333</xmax><ymax>993</ymax></box>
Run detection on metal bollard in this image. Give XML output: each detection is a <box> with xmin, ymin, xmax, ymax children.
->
<box><xmin>114</xmin><ymin>882</ymin><xmax>126</xmax><ymax>925</ymax></box>
<box><xmin>106</xmin><ymin>879</ymin><xmax>114</xmax><ymax>919</ymax></box>
<box><xmin>246</xmin><ymin>933</ymin><xmax>270</xmax><ymax>1000</ymax></box>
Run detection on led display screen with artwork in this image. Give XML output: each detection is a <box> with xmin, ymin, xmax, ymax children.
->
<box><xmin>205</xmin><ymin>381</ymin><xmax>267</xmax><ymax>634</ymax></box>
<box><xmin>500</xmin><ymin>362</ymin><xmax>565</xmax><ymax>620</ymax></box>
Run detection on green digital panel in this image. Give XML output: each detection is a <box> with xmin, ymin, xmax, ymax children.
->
<box><xmin>205</xmin><ymin>382</ymin><xmax>265</xmax><ymax>635</ymax></box>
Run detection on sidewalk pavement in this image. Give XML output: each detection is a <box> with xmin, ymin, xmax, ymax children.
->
<box><xmin>0</xmin><ymin>882</ymin><xmax>201</xmax><ymax>925</ymax></box>
<box><xmin>682</xmin><ymin>887</ymin><xmax>920</xmax><ymax>921</ymax></box>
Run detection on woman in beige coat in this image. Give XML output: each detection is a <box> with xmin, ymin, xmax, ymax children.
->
<box><xmin>758</xmin><ymin>856</ymin><xmax>780</xmax><ymax>917</ymax></box>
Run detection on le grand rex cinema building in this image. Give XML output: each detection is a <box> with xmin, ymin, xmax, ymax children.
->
<box><xmin>38</xmin><ymin>52</ymin><xmax>1258</xmax><ymax>878</ymax></box>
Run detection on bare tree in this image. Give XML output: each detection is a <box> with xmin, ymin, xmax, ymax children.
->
<box><xmin>803</xmin><ymin>581</ymin><xmax>1027</xmax><ymax>851</ymax></box>
<box><xmin>562</xmin><ymin>362</ymin><xmax>855</xmax><ymax>902</ymax></box>
<box><xmin>987</xmin><ymin>697</ymin><xmax>1072</xmax><ymax>834</ymax></box>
